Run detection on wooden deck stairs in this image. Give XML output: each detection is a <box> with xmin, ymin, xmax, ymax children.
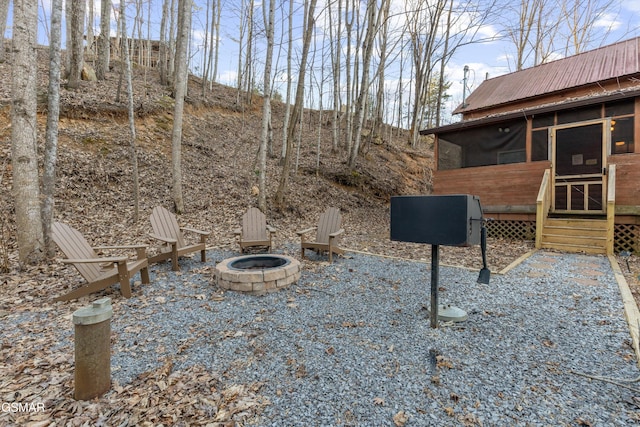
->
<box><xmin>538</xmin><ymin>217</ymin><xmax>608</xmax><ymax>254</ymax></box>
<box><xmin>535</xmin><ymin>166</ymin><xmax>616</xmax><ymax>255</ymax></box>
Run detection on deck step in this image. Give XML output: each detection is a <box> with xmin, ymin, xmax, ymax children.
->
<box><xmin>539</xmin><ymin>218</ymin><xmax>608</xmax><ymax>254</ymax></box>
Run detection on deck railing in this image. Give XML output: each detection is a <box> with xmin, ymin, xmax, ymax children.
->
<box><xmin>535</xmin><ymin>169</ymin><xmax>552</xmax><ymax>249</ymax></box>
<box><xmin>606</xmin><ymin>164</ymin><xmax>616</xmax><ymax>255</ymax></box>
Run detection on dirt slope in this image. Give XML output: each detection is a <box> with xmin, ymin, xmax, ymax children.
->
<box><xmin>1</xmin><ymin>47</ymin><xmax>444</xmax><ymax>270</ymax></box>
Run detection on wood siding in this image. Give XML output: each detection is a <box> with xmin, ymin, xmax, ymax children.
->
<box><xmin>610</xmin><ymin>153</ymin><xmax>640</xmax><ymax>210</ymax></box>
<box><xmin>433</xmin><ymin>162</ymin><xmax>549</xmax><ymax>211</ymax></box>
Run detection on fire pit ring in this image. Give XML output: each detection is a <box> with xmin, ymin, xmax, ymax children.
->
<box><xmin>229</xmin><ymin>255</ymin><xmax>290</xmax><ymax>270</ymax></box>
<box><xmin>214</xmin><ymin>254</ymin><xmax>301</xmax><ymax>295</ymax></box>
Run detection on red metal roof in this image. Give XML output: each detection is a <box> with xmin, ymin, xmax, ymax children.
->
<box><xmin>454</xmin><ymin>37</ymin><xmax>640</xmax><ymax>115</ymax></box>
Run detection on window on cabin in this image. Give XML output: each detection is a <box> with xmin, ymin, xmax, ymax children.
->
<box><xmin>611</xmin><ymin>116</ymin><xmax>634</xmax><ymax>154</ymax></box>
<box><xmin>605</xmin><ymin>100</ymin><xmax>635</xmax><ymax>155</ymax></box>
<box><xmin>438</xmin><ymin>119</ymin><xmax>527</xmax><ymax>170</ymax></box>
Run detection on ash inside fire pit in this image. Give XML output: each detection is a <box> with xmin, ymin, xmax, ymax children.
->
<box><xmin>214</xmin><ymin>254</ymin><xmax>301</xmax><ymax>295</ymax></box>
<box><xmin>229</xmin><ymin>255</ymin><xmax>289</xmax><ymax>271</ymax></box>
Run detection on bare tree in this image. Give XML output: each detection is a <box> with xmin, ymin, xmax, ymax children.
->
<box><xmin>372</xmin><ymin>0</ymin><xmax>391</xmax><ymax>140</ymax></box>
<box><xmin>235</xmin><ymin>0</ymin><xmax>247</xmax><ymax>101</ymax></box>
<box><xmin>561</xmin><ymin>0</ymin><xmax>618</xmax><ymax>55</ymax></box>
<box><xmin>159</xmin><ymin>0</ymin><xmax>170</xmax><ymax>85</ymax></box>
<box><xmin>243</xmin><ymin>0</ymin><xmax>256</xmax><ymax>103</ymax></box>
<box><xmin>212</xmin><ymin>0</ymin><xmax>221</xmax><ymax>83</ymax></box>
<box><xmin>42</xmin><ymin>0</ymin><xmax>63</xmax><ymax>257</ymax></box>
<box><xmin>201</xmin><ymin>0</ymin><xmax>212</xmax><ymax>94</ymax></box>
<box><xmin>171</xmin><ymin>0</ymin><xmax>192</xmax><ymax>213</ymax></box>
<box><xmin>201</xmin><ymin>0</ymin><xmax>221</xmax><ymax>91</ymax></box>
<box><xmin>406</xmin><ymin>0</ymin><xmax>445</xmax><ymax>147</ymax></box>
<box><xmin>348</xmin><ymin>0</ymin><xmax>381</xmax><ymax>167</ymax></box>
<box><xmin>258</xmin><ymin>0</ymin><xmax>275</xmax><ymax>212</ymax></box>
<box><xmin>505</xmin><ymin>0</ymin><xmax>543</xmax><ymax>71</ymax></box>
<box><xmin>120</xmin><ymin>0</ymin><xmax>141</xmax><ymax>221</ymax></box>
<box><xmin>343</xmin><ymin>0</ymin><xmax>355</xmax><ymax>154</ymax></box>
<box><xmin>168</xmin><ymin>0</ymin><xmax>177</xmax><ymax>81</ymax></box>
<box><xmin>67</xmin><ymin>0</ymin><xmax>87</xmax><ymax>88</ymax></box>
<box><xmin>406</xmin><ymin>0</ymin><xmax>495</xmax><ymax>144</ymax></box>
<box><xmin>132</xmin><ymin>0</ymin><xmax>143</xmax><ymax>65</ymax></box>
<box><xmin>327</xmin><ymin>0</ymin><xmax>342</xmax><ymax>153</ymax></box>
<box><xmin>11</xmin><ymin>0</ymin><xmax>44</xmax><ymax>265</ymax></box>
<box><xmin>280</xmin><ymin>0</ymin><xmax>294</xmax><ymax>161</ymax></box>
<box><xmin>275</xmin><ymin>0</ymin><xmax>318</xmax><ymax>208</ymax></box>
<box><xmin>87</xmin><ymin>0</ymin><xmax>95</xmax><ymax>58</ymax></box>
<box><xmin>502</xmin><ymin>0</ymin><xmax>617</xmax><ymax>71</ymax></box>
<box><xmin>0</xmin><ymin>0</ymin><xmax>8</xmax><ymax>62</ymax></box>
<box><xmin>96</xmin><ymin>0</ymin><xmax>111</xmax><ymax>80</ymax></box>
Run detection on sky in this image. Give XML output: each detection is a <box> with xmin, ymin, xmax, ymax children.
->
<box><xmin>4</xmin><ymin>0</ymin><xmax>640</xmax><ymax>126</ymax></box>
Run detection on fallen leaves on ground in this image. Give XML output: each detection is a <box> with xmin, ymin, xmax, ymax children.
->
<box><xmin>393</xmin><ymin>410</ymin><xmax>409</xmax><ymax>426</ymax></box>
<box><xmin>1</xmin><ymin>357</ymin><xmax>269</xmax><ymax>426</ymax></box>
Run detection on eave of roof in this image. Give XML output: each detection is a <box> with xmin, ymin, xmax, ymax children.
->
<box><xmin>452</xmin><ymin>37</ymin><xmax>640</xmax><ymax>115</ymax></box>
<box><xmin>420</xmin><ymin>87</ymin><xmax>640</xmax><ymax>135</ymax></box>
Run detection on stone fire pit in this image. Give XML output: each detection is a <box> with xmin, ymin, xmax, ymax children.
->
<box><xmin>214</xmin><ymin>254</ymin><xmax>301</xmax><ymax>295</ymax></box>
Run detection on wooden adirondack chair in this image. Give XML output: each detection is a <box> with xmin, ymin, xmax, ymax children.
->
<box><xmin>296</xmin><ymin>207</ymin><xmax>345</xmax><ymax>263</ymax></box>
<box><xmin>148</xmin><ymin>206</ymin><xmax>210</xmax><ymax>271</ymax></box>
<box><xmin>52</xmin><ymin>222</ymin><xmax>150</xmax><ymax>302</ymax></box>
<box><xmin>234</xmin><ymin>207</ymin><xmax>276</xmax><ymax>253</ymax></box>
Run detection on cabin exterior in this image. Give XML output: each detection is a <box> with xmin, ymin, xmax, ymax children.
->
<box><xmin>421</xmin><ymin>37</ymin><xmax>640</xmax><ymax>254</ymax></box>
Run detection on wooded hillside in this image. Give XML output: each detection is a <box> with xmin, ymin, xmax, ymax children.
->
<box><xmin>0</xmin><ymin>46</ymin><xmax>435</xmax><ymax>273</ymax></box>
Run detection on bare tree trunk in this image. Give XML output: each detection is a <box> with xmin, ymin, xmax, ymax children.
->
<box><xmin>328</xmin><ymin>0</ymin><xmax>342</xmax><ymax>153</ymax></box>
<box><xmin>132</xmin><ymin>0</ymin><xmax>143</xmax><ymax>65</ymax></box>
<box><xmin>145</xmin><ymin>0</ymin><xmax>151</xmax><ymax>75</ymax></box>
<box><xmin>236</xmin><ymin>0</ymin><xmax>246</xmax><ymax>101</ymax></box>
<box><xmin>275</xmin><ymin>0</ymin><xmax>317</xmax><ymax>209</ymax></box>
<box><xmin>168</xmin><ymin>0</ymin><xmax>177</xmax><ymax>82</ymax></box>
<box><xmin>42</xmin><ymin>0</ymin><xmax>63</xmax><ymax>258</ymax></box>
<box><xmin>0</xmin><ymin>0</ymin><xmax>9</xmax><ymax>62</ymax></box>
<box><xmin>67</xmin><ymin>0</ymin><xmax>87</xmax><ymax>89</ymax></box>
<box><xmin>201</xmin><ymin>0</ymin><xmax>211</xmax><ymax>96</ymax></box>
<box><xmin>316</xmin><ymin>34</ymin><xmax>325</xmax><ymax>174</ymax></box>
<box><xmin>87</xmin><ymin>0</ymin><xmax>95</xmax><ymax>60</ymax></box>
<box><xmin>64</xmin><ymin>4</ymin><xmax>71</xmax><ymax>74</ymax></box>
<box><xmin>348</xmin><ymin>0</ymin><xmax>379</xmax><ymax>167</ymax></box>
<box><xmin>373</xmin><ymin>0</ymin><xmax>391</xmax><ymax>139</ymax></box>
<box><xmin>96</xmin><ymin>0</ymin><xmax>111</xmax><ymax>80</ymax></box>
<box><xmin>407</xmin><ymin>0</ymin><xmax>443</xmax><ymax>147</ymax></box>
<box><xmin>243</xmin><ymin>0</ymin><xmax>255</xmax><ymax>104</ymax></box>
<box><xmin>258</xmin><ymin>0</ymin><xmax>274</xmax><ymax>212</ymax></box>
<box><xmin>121</xmin><ymin>0</ymin><xmax>141</xmax><ymax>221</ymax></box>
<box><xmin>212</xmin><ymin>0</ymin><xmax>221</xmax><ymax>83</ymax></box>
<box><xmin>171</xmin><ymin>0</ymin><xmax>191</xmax><ymax>213</ymax></box>
<box><xmin>280</xmin><ymin>0</ymin><xmax>294</xmax><ymax>161</ymax></box>
<box><xmin>295</xmin><ymin>105</ymin><xmax>303</xmax><ymax>173</ymax></box>
<box><xmin>344</xmin><ymin>0</ymin><xmax>355</xmax><ymax>155</ymax></box>
<box><xmin>435</xmin><ymin>0</ymin><xmax>453</xmax><ymax>128</ymax></box>
<box><xmin>12</xmin><ymin>0</ymin><xmax>44</xmax><ymax>265</ymax></box>
<box><xmin>396</xmin><ymin>35</ymin><xmax>405</xmax><ymax>135</ymax></box>
<box><xmin>159</xmin><ymin>0</ymin><xmax>169</xmax><ymax>85</ymax></box>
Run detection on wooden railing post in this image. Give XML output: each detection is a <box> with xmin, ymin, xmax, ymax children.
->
<box><xmin>535</xmin><ymin>169</ymin><xmax>551</xmax><ymax>249</ymax></box>
<box><xmin>606</xmin><ymin>164</ymin><xmax>616</xmax><ymax>255</ymax></box>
